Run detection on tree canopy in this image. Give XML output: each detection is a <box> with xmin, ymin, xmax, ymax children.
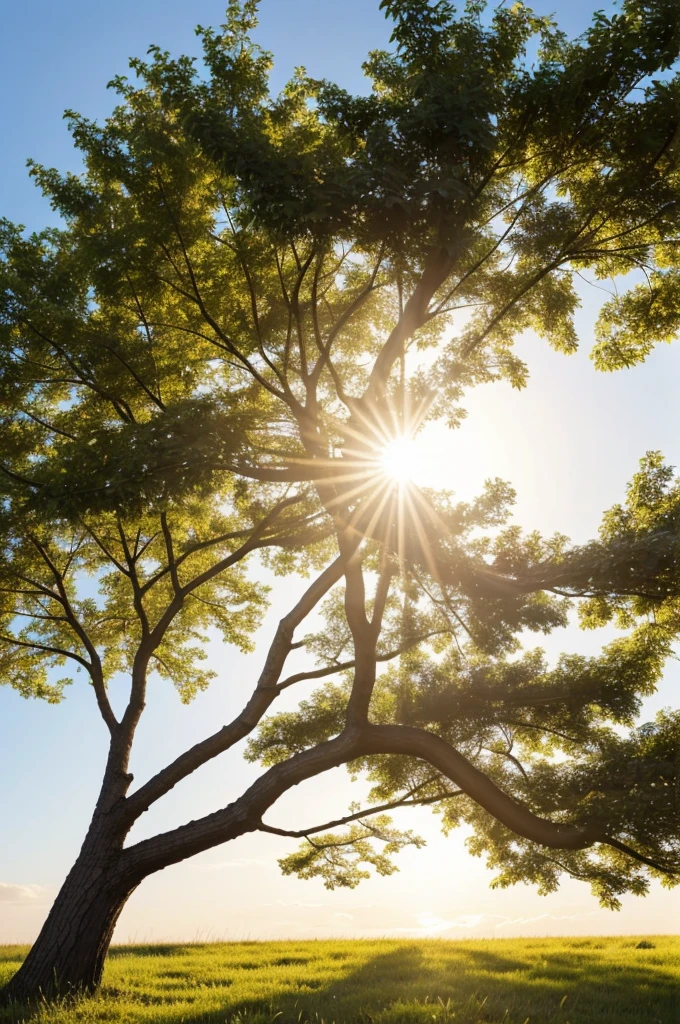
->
<box><xmin>3</xmin><ymin>0</ymin><xmax>680</xmax><ymax>999</ymax></box>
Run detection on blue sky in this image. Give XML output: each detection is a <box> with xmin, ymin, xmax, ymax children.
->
<box><xmin>1</xmin><ymin>0</ymin><xmax>611</xmax><ymax>233</ymax></box>
<box><xmin>2</xmin><ymin>0</ymin><xmax>680</xmax><ymax>944</ymax></box>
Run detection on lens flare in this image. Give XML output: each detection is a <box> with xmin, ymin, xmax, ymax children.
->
<box><xmin>380</xmin><ymin>435</ymin><xmax>420</xmax><ymax>483</ymax></box>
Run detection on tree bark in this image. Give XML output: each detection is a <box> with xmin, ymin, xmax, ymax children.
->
<box><xmin>2</xmin><ymin>822</ymin><xmax>134</xmax><ymax>1003</ymax></box>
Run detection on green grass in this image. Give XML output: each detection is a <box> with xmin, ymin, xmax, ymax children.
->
<box><xmin>1</xmin><ymin>937</ymin><xmax>678</xmax><ymax>1024</ymax></box>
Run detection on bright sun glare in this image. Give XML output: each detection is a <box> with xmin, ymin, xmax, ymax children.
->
<box><xmin>380</xmin><ymin>435</ymin><xmax>421</xmax><ymax>483</ymax></box>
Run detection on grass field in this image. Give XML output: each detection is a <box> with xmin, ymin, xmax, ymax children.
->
<box><xmin>1</xmin><ymin>937</ymin><xmax>678</xmax><ymax>1024</ymax></box>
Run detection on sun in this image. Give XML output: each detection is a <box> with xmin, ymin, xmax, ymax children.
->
<box><xmin>379</xmin><ymin>435</ymin><xmax>421</xmax><ymax>483</ymax></box>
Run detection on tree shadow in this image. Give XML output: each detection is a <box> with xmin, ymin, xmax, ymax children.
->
<box><xmin>456</xmin><ymin>947</ymin><xmax>528</xmax><ymax>975</ymax></box>
<box><xmin>107</xmin><ymin>943</ymin><xmax>196</xmax><ymax>959</ymax></box>
<box><xmin>305</xmin><ymin>943</ymin><xmax>679</xmax><ymax>1024</ymax></box>
<box><xmin>121</xmin><ymin>941</ymin><xmax>680</xmax><ymax>1024</ymax></box>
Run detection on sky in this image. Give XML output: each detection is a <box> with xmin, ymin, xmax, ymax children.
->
<box><xmin>2</xmin><ymin>0</ymin><xmax>680</xmax><ymax>946</ymax></box>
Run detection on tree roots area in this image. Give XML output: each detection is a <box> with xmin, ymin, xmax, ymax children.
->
<box><xmin>0</xmin><ymin>937</ymin><xmax>678</xmax><ymax>1024</ymax></box>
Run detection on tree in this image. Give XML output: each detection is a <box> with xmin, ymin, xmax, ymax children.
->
<box><xmin>3</xmin><ymin>0</ymin><xmax>680</xmax><ymax>1001</ymax></box>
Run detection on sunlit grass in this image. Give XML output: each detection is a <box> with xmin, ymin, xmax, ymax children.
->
<box><xmin>1</xmin><ymin>936</ymin><xmax>679</xmax><ymax>1023</ymax></box>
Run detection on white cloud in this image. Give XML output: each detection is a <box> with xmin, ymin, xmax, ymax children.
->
<box><xmin>0</xmin><ymin>883</ymin><xmax>46</xmax><ymax>905</ymax></box>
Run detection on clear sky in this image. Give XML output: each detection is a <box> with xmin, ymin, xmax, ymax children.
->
<box><xmin>2</xmin><ymin>0</ymin><xmax>680</xmax><ymax>945</ymax></box>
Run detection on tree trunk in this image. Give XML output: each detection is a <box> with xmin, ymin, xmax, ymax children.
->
<box><xmin>2</xmin><ymin>823</ymin><xmax>135</xmax><ymax>1004</ymax></box>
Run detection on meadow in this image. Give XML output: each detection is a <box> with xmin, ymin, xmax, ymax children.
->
<box><xmin>1</xmin><ymin>937</ymin><xmax>678</xmax><ymax>1024</ymax></box>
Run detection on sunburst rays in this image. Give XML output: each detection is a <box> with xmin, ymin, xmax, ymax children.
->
<box><xmin>305</xmin><ymin>392</ymin><xmax>449</xmax><ymax>575</ymax></box>
<box><xmin>380</xmin><ymin>435</ymin><xmax>421</xmax><ymax>481</ymax></box>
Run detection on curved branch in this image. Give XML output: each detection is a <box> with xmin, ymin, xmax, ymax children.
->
<box><xmin>0</xmin><ymin>633</ymin><xmax>91</xmax><ymax>672</ymax></box>
<box><xmin>602</xmin><ymin>835</ymin><xmax>679</xmax><ymax>876</ymax></box>
<box><xmin>362</xmin><ymin>725</ymin><xmax>599</xmax><ymax>850</ymax></box>
<box><xmin>121</xmin><ymin>557</ymin><xmax>344</xmax><ymax>824</ymax></box>
<box><xmin>258</xmin><ymin>786</ymin><xmax>463</xmax><ymax>839</ymax></box>
<box><xmin>119</xmin><ymin>721</ymin><xmax>613</xmax><ymax>882</ymax></box>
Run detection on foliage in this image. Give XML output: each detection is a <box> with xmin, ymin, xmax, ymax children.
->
<box><xmin>3</xmin><ymin>2</ymin><xmax>680</xmax><ymax>997</ymax></box>
<box><xmin>278</xmin><ymin>812</ymin><xmax>426</xmax><ymax>890</ymax></box>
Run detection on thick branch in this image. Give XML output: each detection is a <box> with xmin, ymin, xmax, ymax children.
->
<box><xmin>122</xmin><ymin>557</ymin><xmax>344</xmax><ymax>823</ymax></box>
<box><xmin>367</xmin><ymin>248</ymin><xmax>455</xmax><ymax>397</ymax></box>
<box><xmin>118</xmin><ymin>722</ymin><xmax>614</xmax><ymax>881</ymax></box>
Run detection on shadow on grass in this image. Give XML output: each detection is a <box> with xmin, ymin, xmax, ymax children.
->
<box><xmin>107</xmin><ymin>944</ymin><xmax>195</xmax><ymax>959</ymax></box>
<box><xmin>299</xmin><ymin>945</ymin><xmax>678</xmax><ymax>1024</ymax></box>
<box><xmin>1</xmin><ymin>941</ymin><xmax>679</xmax><ymax>1024</ymax></box>
<box><xmin>110</xmin><ymin>942</ymin><xmax>680</xmax><ymax>1024</ymax></box>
